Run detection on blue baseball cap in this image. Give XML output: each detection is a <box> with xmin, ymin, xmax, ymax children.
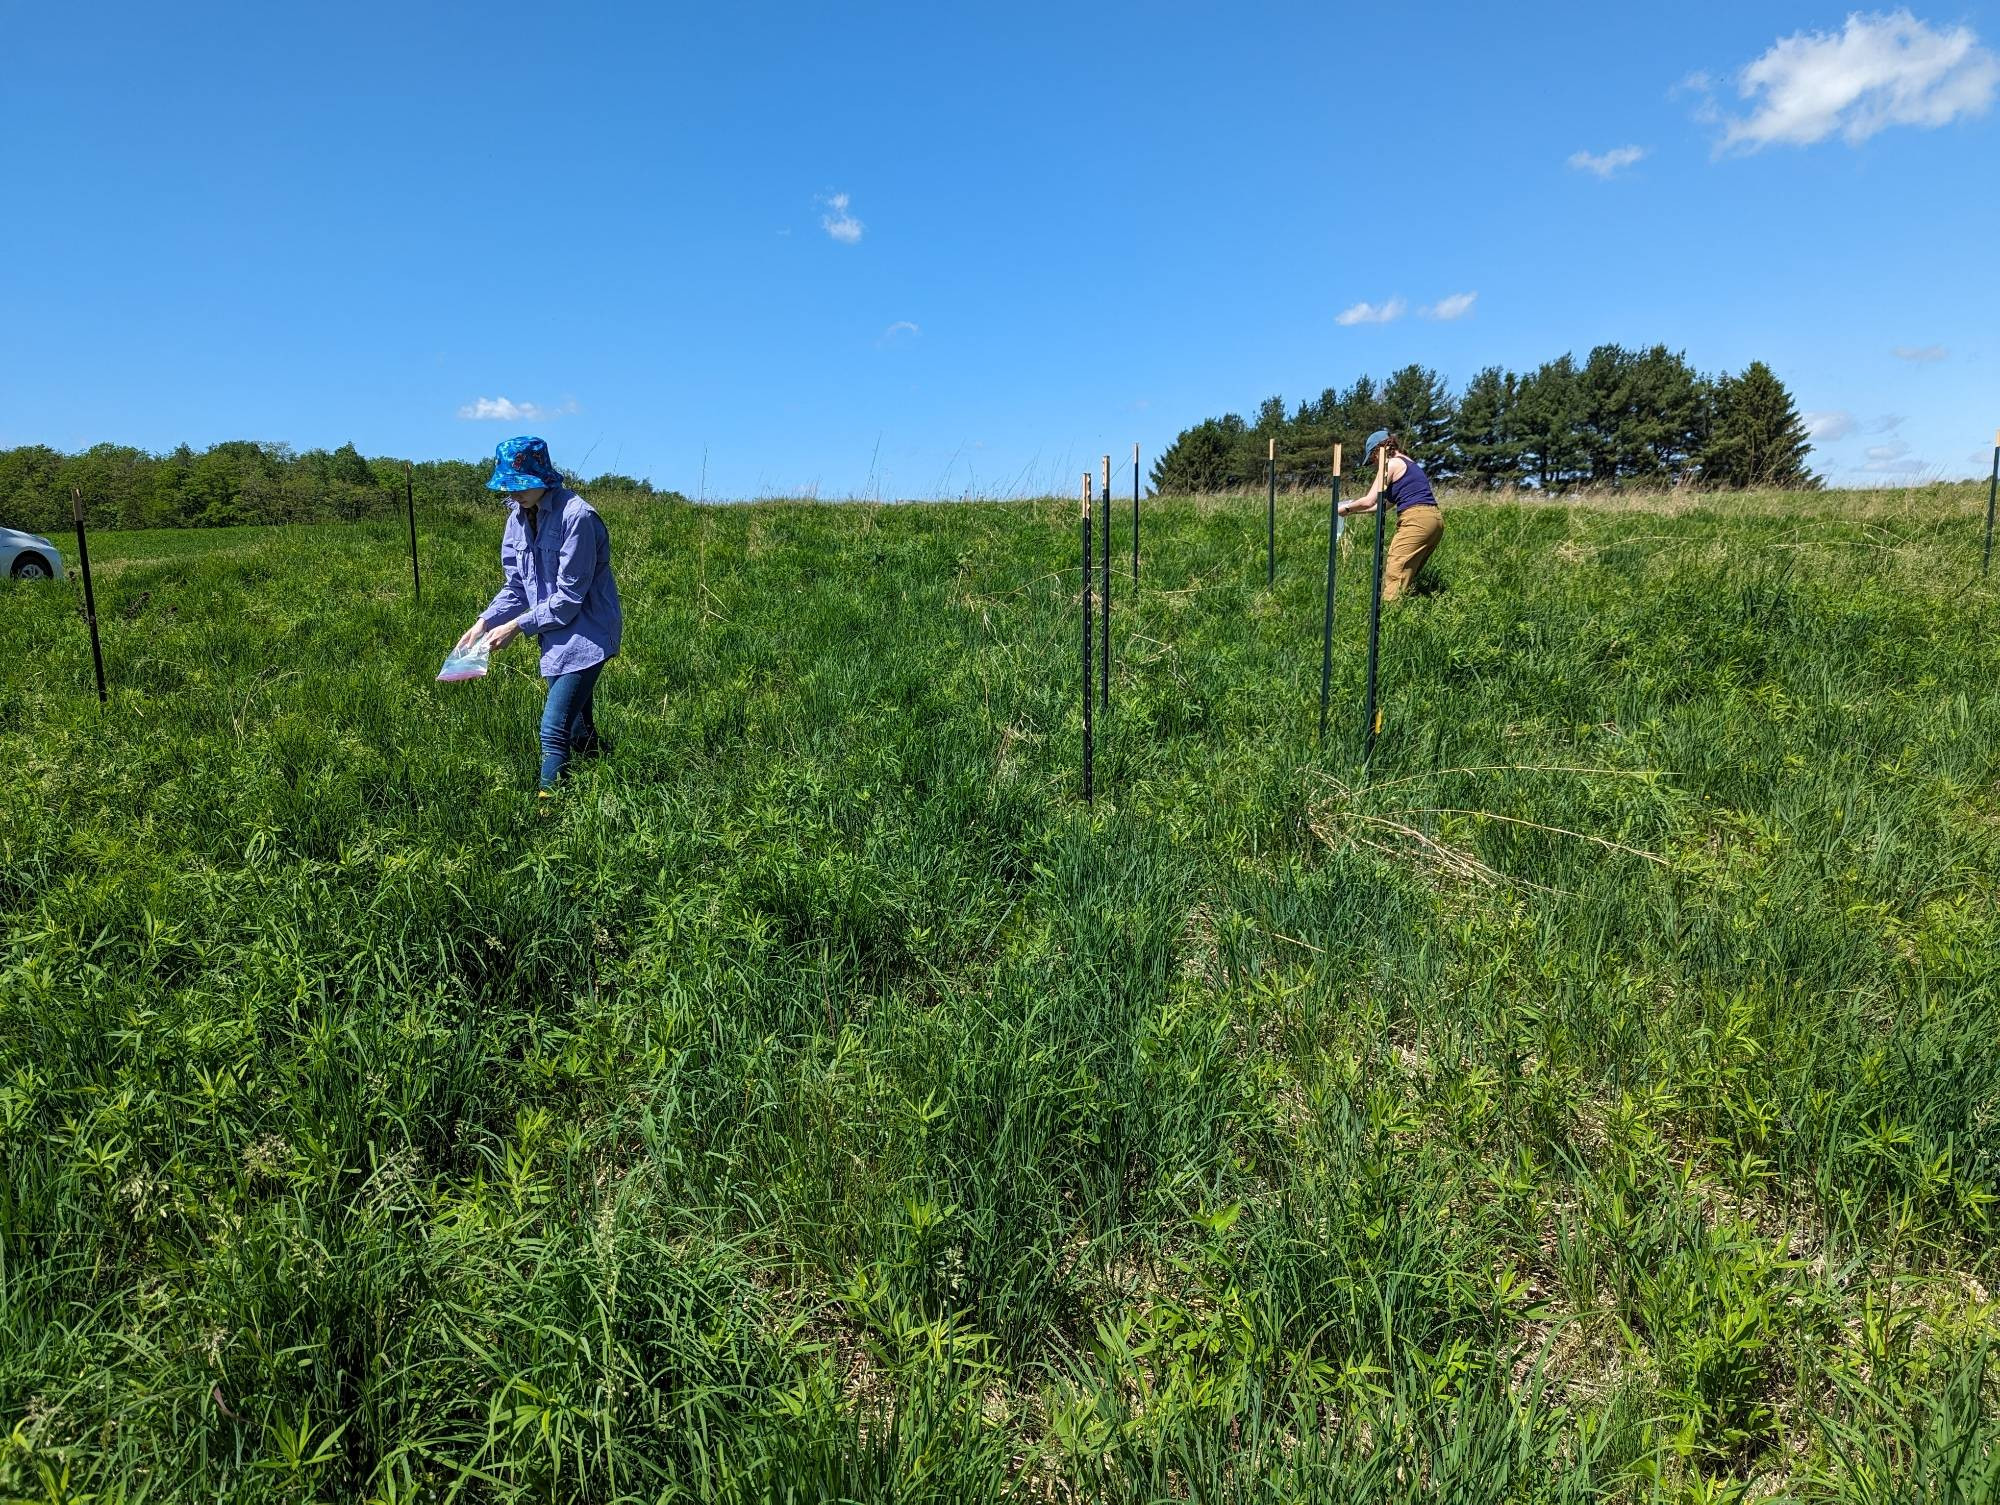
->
<box><xmin>1363</xmin><ymin>430</ymin><xmax>1391</xmax><ymax>461</ymax></box>
<box><xmin>487</xmin><ymin>436</ymin><xmax>562</xmax><ymax>492</ymax></box>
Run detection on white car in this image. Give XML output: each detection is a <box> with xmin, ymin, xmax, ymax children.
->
<box><xmin>1</xmin><ymin>528</ymin><xmax>65</xmax><ymax>581</ymax></box>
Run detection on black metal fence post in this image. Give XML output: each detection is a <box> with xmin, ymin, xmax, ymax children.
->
<box><xmin>405</xmin><ymin>462</ymin><xmax>422</xmax><ymax>604</ymax></box>
<box><xmin>1319</xmin><ymin>443</ymin><xmax>1343</xmax><ymax>744</ymax></box>
<box><xmin>1100</xmin><ymin>455</ymin><xmax>1111</xmax><ymax>713</ymax></box>
<box><xmin>70</xmin><ymin>487</ymin><xmax>107</xmax><ymax>706</ymax></box>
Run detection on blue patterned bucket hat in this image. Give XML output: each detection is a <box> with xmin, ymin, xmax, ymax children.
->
<box><xmin>487</xmin><ymin>436</ymin><xmax>562</xmax><ymax>492</ymax></box>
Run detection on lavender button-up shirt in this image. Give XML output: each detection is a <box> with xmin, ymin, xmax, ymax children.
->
<box><xmin>480</xmin><ymin>488</ymin><xmax>623</xmax><ymax>678</ymax></box>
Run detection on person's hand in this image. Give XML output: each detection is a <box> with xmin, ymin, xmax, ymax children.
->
<box><xmin>456</xmin><ymin>621</ymin><xmax>487</xmax><ymax>651</ymax></box>
<box><xmin>485</xmin><ymin>618</ymin><xmax>523</xmax><ymax>651</ymax></box>
<box><xmin>1338</xmin><ymin>497</ymin><xmax>1374</xmax><ymax>517</ymax></box>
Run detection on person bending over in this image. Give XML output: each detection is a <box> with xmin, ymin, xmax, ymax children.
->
<box><xmin>457</xmin><ymin>436</ymin><xmax>623</xmax><ymax>794</ymax></box>
<box><xmin>1340</xmin><ymin>429</ymin><xmax>1443</xmax><ymax>602</ymax></box>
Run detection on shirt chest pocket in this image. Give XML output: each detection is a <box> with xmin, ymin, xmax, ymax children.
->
<box><xmin>533</xmin><ymin>533</ymin><xmax>563</xmax><ymax>587</ymax></box>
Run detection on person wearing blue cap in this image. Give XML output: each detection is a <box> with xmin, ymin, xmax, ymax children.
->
<box><xmin>1339</xmin><ymin>429</ymin><xmax>1444</xmax><ymax>602</ymax></box>
<box><xmin>456</xmin><ymin>437</ymin><xmax>624</xmax><ymax>793</ymax></box>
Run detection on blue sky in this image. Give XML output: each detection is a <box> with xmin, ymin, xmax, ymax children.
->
<box><xmin>7</xmin><ymin>1</ymin><xmax>1997</xmax><ymax>495</ymax></box>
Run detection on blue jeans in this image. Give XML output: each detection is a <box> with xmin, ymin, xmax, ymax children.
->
<box><xmin>539</xmin><ymin>661</ymin><xmax>605</xmax><ymax>788</ymax></box>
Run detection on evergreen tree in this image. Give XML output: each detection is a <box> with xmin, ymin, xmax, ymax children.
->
<box><xmin>1576</xmin><ymin>344</ymin><xmax>1635</xmax><ymax>486</ymax></box>
<box><xmin>1379</xmin><ymin>365</ymin><xmax>1458</xmax><ymax>479</ymax></box>
<box><xmin>1455</xmin><ymin>367</ymin><xmax>1525</xmax><ymax>490</ymax></box>
<box><xmin>1702</xmin><ymin>362</ymin><xmax>1818</xmax><ymax>489</ymax></box>
<box><xmin>1332</xmin><ymin>376</ymin><xmax>1385</xmax><ymax>485</ymax></box>
<box><xmin>1621</xmin><ymin>346</ymin><xmax>1709</xmax><ymax>484</ymax></box>
<box><xmin>1513</xmin><ymin>356</ymin><xmax>1586</xmax><ymax>491</ymax></box>
<box><xmin>1151</xmin><ymin>415</ymin><xmax>1250</xmax><ymax>494</ymax></box>
<box><xmin>1571</xmin><ymin>344</ymin><xmax>1709</xmax><ymax>486</ymax></box>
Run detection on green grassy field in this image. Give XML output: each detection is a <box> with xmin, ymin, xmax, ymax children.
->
<box><xmin>3</xmin><ymin>486</ymin><xmax>1998</xmax><ymax>1502</ymax></box>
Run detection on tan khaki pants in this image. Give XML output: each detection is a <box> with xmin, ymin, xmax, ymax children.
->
<box><xmin>1381</xmin><ymin>504</ymin><xmax>1442</xmax><ymax>602</ymax></box>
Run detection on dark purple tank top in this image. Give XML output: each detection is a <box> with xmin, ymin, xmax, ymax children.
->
<box><xmin>1387</xmin><ymin>458</ymin><xmax>1438</xmax><ymax>513</ymax></box>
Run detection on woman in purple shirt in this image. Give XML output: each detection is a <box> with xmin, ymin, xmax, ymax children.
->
<box><xmin>456</xmin><ymin>436</ymin><xmax>624</xmax><ymax>793</ymax></box>
<box><xmin>1339</xmin><ymin>429</ymin><xmax>1444</xmax><ymax>602</ymax></box>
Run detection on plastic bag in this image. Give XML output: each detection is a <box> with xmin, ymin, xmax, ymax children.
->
<box><xmin>437</xmin><ymin>637</ymin><xmax>491</xmax><ymax>683</ymax></box>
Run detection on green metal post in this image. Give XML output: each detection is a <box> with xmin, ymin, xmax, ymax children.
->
<box><xmin>1319</xmin><ymin>445</ymin><xmax>1342</xmax><ymax>744</ymax></box>
<box><xmin>1266</xmin><ymin>438</ymin><xmax>1276</xmax><ymax>586</ymax></box>
<box><xmin>1101</xmin><ymin>456</ymin><xmax>1110</xmax><ymax>713</ymax></box>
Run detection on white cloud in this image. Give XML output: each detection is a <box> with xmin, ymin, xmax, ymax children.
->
<box><xmin>1336</xmin><ymin>296</ymin><xmax>1406</xmax><ymax>326</ymax></box>
<box><xmin>1855</xmin><ymin>436</ymin><xmax>1930</xmax><ymax>476</ymax></box>
<box><xmin>1568</xmin><ymin>145</ymin><xmax>1647</xmax><ymax>177</ymax></box>
<box><xmin>1421</xmin><ymin>291</ymin><xmax>1478</xmax><ymax>321</ymax></box>
<box><xmin>1708</xmin><ymin>11</ymin><xmax>1999</xmax><ymax>152</ymax></box>
<box><xmin>1869</xmin><ymin>413</ymin><xmax>1907</xmax><ymax>432</ymax></box>
<box><xmin>457</xmin><ymin>396</ymin><xmax>578</xmax><ymax>422</ymax></box>
<box><xmin>819</xmin><ymin>192</ymin><xmax>864</xmax><ymax>244</ymax></box>
<box><xmin>877</xmin><ymin>320</ymin><xmax>921</xmax><ymax>346</ymax></box>
<box><xmin>1893</xmin><ymin>344</ymin><xmax>1948</xmax><ymax>362</ymax></box>
<box><xmin>1804</xmin><ymin>410</ymin><xmax>1856</xmax><ymax>441</ymax></box>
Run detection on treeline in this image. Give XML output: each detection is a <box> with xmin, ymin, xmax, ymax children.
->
<box><xmin>1151</xmin><ymin>345</ymin><xmax>1818</xmax><ymax>495</ymax></box>
<box><xmin>0</xmin><ymin>440</ymin><xmax>675</xmax><ymax>536</ymax></box>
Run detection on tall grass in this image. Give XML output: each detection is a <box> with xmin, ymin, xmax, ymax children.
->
<box><xmin>1</xmin><ymin>486</ymin><xmax>1995</xmax><ymax>1500</ymax></box>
